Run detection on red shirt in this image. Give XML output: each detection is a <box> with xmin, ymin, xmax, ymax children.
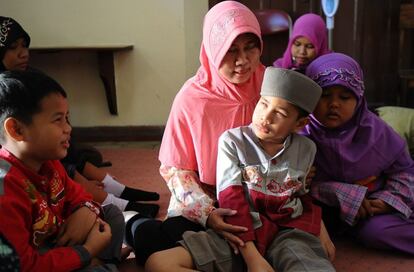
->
<box><xmin>0</xmin><ymin>148</ymin><xmax>97</xmax><ymax>272</ymax></box>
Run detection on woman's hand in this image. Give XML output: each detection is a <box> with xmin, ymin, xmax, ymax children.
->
<box><xmin>206</xmin><ymin>208</ymin><xmax>248</xmax><ymax>253</ymax></box>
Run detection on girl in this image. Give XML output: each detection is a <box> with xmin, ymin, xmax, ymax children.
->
<box><xmin>273</xmin><ymin>13</ymin><xmax>330</xmax><ymax>73</ymax></box>
<box><xmin>303</xmin><ymin>52</ymin><xmax>414</xmax><ymax>254</ymax></box>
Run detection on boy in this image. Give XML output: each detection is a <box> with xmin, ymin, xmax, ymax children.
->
<box><xmin>145</xmin><ymin>67</ymin><xmax>335</xmax><ymax>272</ymax></box>
<box><xmin>0</xmin><ymin>70</ymin><xmax>124</xmax><ymax>272</ymax></box>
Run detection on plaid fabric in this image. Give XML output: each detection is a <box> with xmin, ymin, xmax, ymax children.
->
<box><xmin>370</xmin><ymin>172</ymin><xmax>414</xmax><ymax>218</ymax></box>
<box><xmin>312</xmin><ymin>171</ymin><xmax>414</xmax><ymax>226</ymax></box>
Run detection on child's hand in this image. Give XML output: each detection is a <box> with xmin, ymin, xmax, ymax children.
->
<box><xmin>56</xmin><ymin>206</ymin><xmax>97</xmax><ymax>246</ymax></box>
<box><xmin>356</xmin><ymin>197</ymin><xmax>373</xmax><ymax>221</ymax></box>
<box><xmin>368</xmin><ymin>199</ymin><xmax>393</xmax><ymax>215</ymax></box>
<box><xmin>83</xmin><ymin>218</ymin><xmax>112</xmax><ymax>258</ymax></box>
<box><xmin>319</xmin><ymin>220</ymin><xmax>336</xmax><ymax>262</ymax></box>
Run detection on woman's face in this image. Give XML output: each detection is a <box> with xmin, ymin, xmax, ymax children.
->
<box><xmin>3</xmin><ymin>37</ymin><xmax>29</xmax><ymax>71</ymax></box>
<box><xmin>291</xmin><ymin>36</ymin><xmax>316</xmax><ymax>67</ymax></box>
<box><xmin>219</xmin><ymin>33</ymin><xmax>261</xmax><ymax>84</ymax></box>
<box><xmin>313</xmin><ymin>85</ymin><xmax>358</xmax><ymax>129</ymax></box>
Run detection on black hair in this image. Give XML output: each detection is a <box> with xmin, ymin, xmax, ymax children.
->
<box><xmin>294</xmin><ymin>105</ymin><xmax>310</xmax><ymax>119</ymax></box>
<box><xmin>0</xmin><ymin>70</ymin><xmax>66</xmax><ymax>142</ymax></box>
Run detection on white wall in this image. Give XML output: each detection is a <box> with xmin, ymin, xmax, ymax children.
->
<box><xmin>0</xmin><ymin>0</ymin><xmax>208</xmax><ymax>126</ymax></box>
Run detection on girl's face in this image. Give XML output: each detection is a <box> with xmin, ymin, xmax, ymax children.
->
<box><xmin>313</xmin><ymin>85</ymin><xmax>358</xmax><ymax>129</ymax></box>
<box><xmin>291</xmin><ymin>36</ymin><xmax>316</xmax><ymax>67</ymax></box>
<box><xmin>219</xmin><ymin>33</ymin><xmax>261</xmax><ymax>84</ymax></box>
<box><xmin>3</xmin><ymin>37</ymin><xmax>29</xmax><ymax>71</ymax></box>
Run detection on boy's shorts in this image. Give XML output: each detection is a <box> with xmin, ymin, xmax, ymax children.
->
<box><xmin>179</xmin><ymin>229</ymin><xmax>245</xmax><ymax>272</ymax></box>
<box><xmin>179</xmin><ymin>228</ymin><xmax>335</xmax><ymax>272</ymax></box>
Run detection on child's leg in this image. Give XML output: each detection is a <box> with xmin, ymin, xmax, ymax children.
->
<box><xmin>83</xmin><ymin>162</ymin><xmax>160</xmax><ymax>201</ymax></box>
<box><xmin>99</xmin><ymin>204</ymin><xmax>125</xmax><ymax>264</ymax></box>
<box><xmin>356</xmin><ymin>213</ymin><xmax>414</xmax><ymax>254</ymax></box>
<box><xmin>266</xmin><ymin>228</ymin><xmax>335</xmax><ymax>272</ymax></box>
<box><xmin>73</xmin><ymin>171</ymin><xmax>158</xmax><ymax>217</ymax></box>
<box><xmin>145</xmin><ymin>246</ymin><xmax>197</xmax><ymax>272</ymax></box>
<box><xmin>129</xmin><ymin>216</ymin><xmax>204</xmax><ymax>265</ymax></box>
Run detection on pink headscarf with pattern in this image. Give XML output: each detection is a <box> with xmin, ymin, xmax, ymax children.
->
<box><xmin>273</xmin><ymin>13</ymin><xmax>330</xmax><ymax>70</ymax></box>
<box><xmin>159</xmin><ymin>1</ymin><xmax>265</xmax><ymax>186</ymax></box>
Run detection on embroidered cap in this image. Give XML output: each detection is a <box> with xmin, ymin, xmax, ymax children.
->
<box><xmin>0</xmin><ymin>17</ymin><xmax>31</xmax><ymax>60</ymax></box>
<box><xmin>260</xmin><ymin>67</ymin><xmax>322</xmax><ymax>114</ymax></box>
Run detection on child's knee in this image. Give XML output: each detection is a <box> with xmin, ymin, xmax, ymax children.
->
<box><xmin>103</xmin><ymin>204</ymin><xmax>125</xmax><ymax>230</ymax></box>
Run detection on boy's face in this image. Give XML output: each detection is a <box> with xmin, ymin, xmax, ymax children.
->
<box><xmin>252</xmin><ymin>96</ymin><xmax>306</xmax><ymax>145</ymax></box>
<box><xmin>313</xmin><ymin>85</ymin><xmax>357</xmax><ymax>129</ymax></box>
<box><xmin>2</xmin><ymin>37</ymin><xmax>29</xmax><ymax>71</ymax></box>
<box><xmin>19</xmin><ymin>93</ymin><xmax>71</xmax><ymax>169</ymax></box>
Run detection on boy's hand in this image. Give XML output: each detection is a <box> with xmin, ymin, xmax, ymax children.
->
<box><xmin>56</xmin><ymin>206</ymin><xmax>97</xmax><ymax>246</ymax></box>
<box><xmin>207</xmin><ymin>208</ymin><xmax>247</xmax><ymax>252</ymax></box>
<box><xmin>83</xmin><ymin>218</ymin><xmax>112</xmax><ymax>257</ymax></box>
<box><xmin>319</xmin><ymin>220</ymin><xmax>336</xmax><ymax>262</ymax></box>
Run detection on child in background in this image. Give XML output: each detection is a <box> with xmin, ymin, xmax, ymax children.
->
<box><xmin>145</xmin><ymin>67</ymin><xmax>335</xmax><ymax>272</ymax></box>
<box><xmin>0</xmin><ymin>16</ymin><xmax>160</xmax><ymax>217</ymax></box>
<box><xmin>303</xmin><ymin>52</ymin><xmax>414</xmax><ymax>254</ymax></box>
<box><xmin>273</xmin><ymin>13</ymin><xmax>330</xmax><ymax>74</ymax></box>
<box><xmin>0</xmin><ymin>70</ymin><xmax>125</xmax><ymax>271</ymax></box>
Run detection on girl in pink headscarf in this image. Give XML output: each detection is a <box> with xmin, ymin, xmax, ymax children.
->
<box><xmin>273</xmin><ymin>13</ymin><xmax>330</xmax><ymax>73</ymax></box>
<box><xmin>124</xmin><ymin>1</ymin><xmax>266</xmax><ymax>265</ymax></box>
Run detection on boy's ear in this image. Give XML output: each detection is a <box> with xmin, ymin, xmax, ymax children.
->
<box><xmin>294</xmin><ymin>117</ymin><xmax>309</xmax><ymax>133</ymax></box>
<box><xmin>4</xmin><ymin>117</ymin><xmax>26</xmax><ymax>141</ymax></box>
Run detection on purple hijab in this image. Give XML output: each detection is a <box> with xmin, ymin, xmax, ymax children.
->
<box><xmin>273</xmin><ymin>13</ymin><xmax>330</xmax><ymax>70</ymax></box>
<box><xmin>302</xmin><ymin>53</ymin><xmax>414</xmax><ymax>183</ymax></box>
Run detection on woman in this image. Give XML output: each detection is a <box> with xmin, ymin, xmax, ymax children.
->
<box><xmin>127</xmin><ymin>1</ymin><xmax>266</xmax><ymax>265</ymax></box>
<box><xmin>0</xmin><ymin>16</ymin><xmax>159</xmax><ymax>217</ymax></box>
<box><xmin>273</xmin><ymin>13</ymin><xmax>330</xmax><ymax>73</ymax></box>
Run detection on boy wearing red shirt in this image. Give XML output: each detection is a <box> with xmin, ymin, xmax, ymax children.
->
<box><xmin>0</xmin><ymin>70</ymin><xmax>124</xmax><ymax>271</ymax></box>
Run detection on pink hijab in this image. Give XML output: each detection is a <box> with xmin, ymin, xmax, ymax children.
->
<box><xmin>159</xmin><ymin>1</ymin><xmax>265</xmax><ymax>186</ymax></box>
<box><xmin>273</xmin><ymin>13</ymin><xmax>330</xmax><ymax>70</ymax></box>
